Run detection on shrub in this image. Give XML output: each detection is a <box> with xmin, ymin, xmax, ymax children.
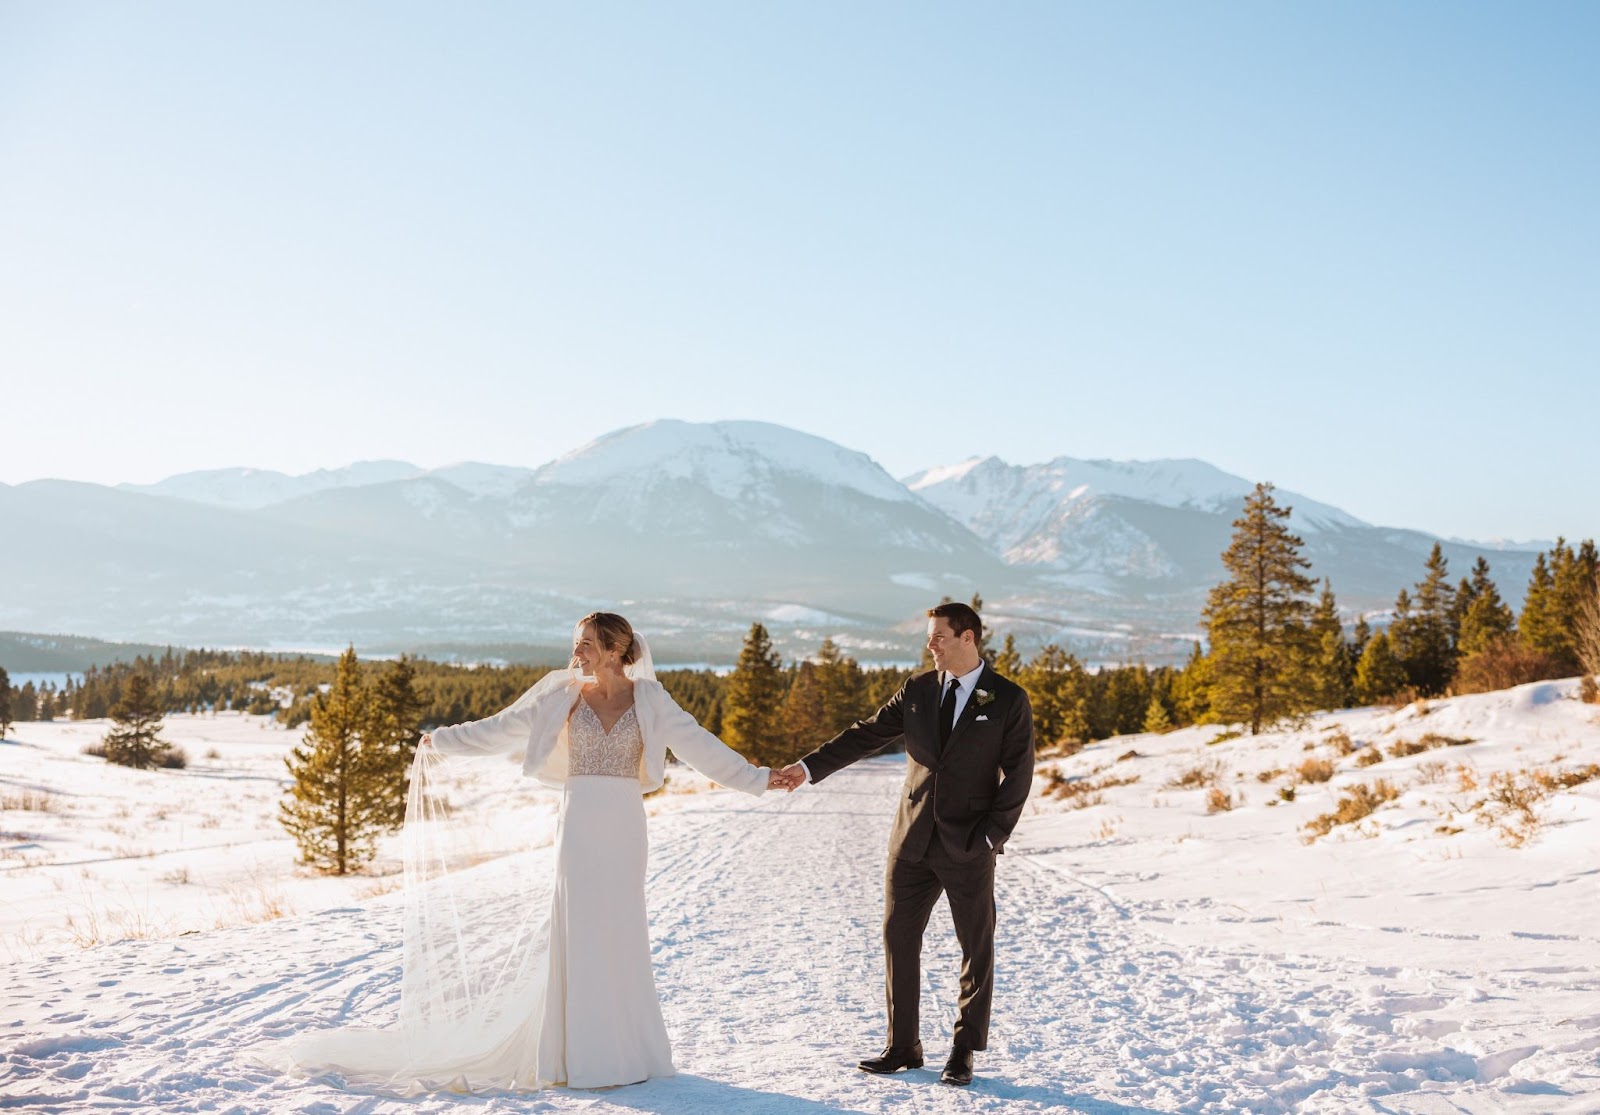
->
<box><xmin>1414</xmin><ymin>759</ymin><xmax>1450</xmax><ymax>784</ymax></box>
<box><xmin>1207</xmin><ymin>729</ymin><xmax>1244</xmax><ymax>747</ymax></box>
<box><xmin>1165</xmin><ymin>761</ymin><xmax>1225</xmax><ymax>790</ymax></box>
<box><xmin>1205</xmin><ymin>787</ymin><xmax>1235</xmax><ymax>813</ymax></box>
<box><xmin>1256</xmin><ymin>768</ymin><xmax>1284</xmax><ymax>783</ymax></box>
<box><xmin>0</xmin><ymin>789</ymin><xmax>55</xmax><ymax>812</ymax></box>
<box><xmin>1418</xmin><ymin>732</ymin><xmax>1474</xmax><ymax>748</ymax></box>
<box><xmin>1454</xmin><ymin>637</ymin><xmax>1564</xmax><ymax>694</ymax></box>
<box><xmin>1580</xmin><ymin>675</ymin><xmax>1599</xmax><ymax>704</ymax></box>
<box><xmin>1325</xmin><ymin>730</ymin><xmax>1357</xmax><ymax>756</ymax></box>
<box><xmin>1388</xmin><ymin>738</ymin><xmax>1429</xmax><ymax>760</ymax></box>
<box><xmin>1045</xmin><ymin>769</ymin><xmax>1138</xmax><ymax>808</ymax></box>
<box><xmin>1296</xmin><ymin>758</ymin><xmax>1335</xmax><ymax>784</ymax></box>
<box><xmin>1116</xmin><ymin>749</ymin><xmax>1140</xmax><ymax>763</ymax></box>
<box><xmin>1477</xmin><ymin>764</ymin><xmax>1600</xmax><ymax>847</ymax></box>
<box><xmin>1278</xmin><ymin>785</ymin><xmax>1296</xmax><ymax>803</ymax></box>
<box><xmin>1355</xmin><ymin>748</ymin><xmax>1384</xmax><ymax>768</ymax></box>
<box><xmin>1303</xmin><ymin>779</ymin><xmax>1400</xmax><ymax>840</ymax></box>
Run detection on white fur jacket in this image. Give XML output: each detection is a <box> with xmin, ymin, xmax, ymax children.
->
<box><xmin>429</xmin><ymin>676</ymin><xmax>769</xmax><ymax>797</ymax></box>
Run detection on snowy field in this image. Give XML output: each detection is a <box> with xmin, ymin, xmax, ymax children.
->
<box><xmin>2</xmin><ymin>682</ymin><xmax>1598</xmax><ymax>1112</ymax></box>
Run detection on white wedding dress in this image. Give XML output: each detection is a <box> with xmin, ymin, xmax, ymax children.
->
<box><xmin>521</xmin><ymin>699</ymin><xmax>675</xmax><ymax>1086</ymax></box>
<box><xmin>259</xmin><ymin>639</ymin><xmax>765</xmax><ymax>1095</ymax></box>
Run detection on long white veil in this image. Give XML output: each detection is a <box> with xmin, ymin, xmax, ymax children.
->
<box><xmin>260</xmin><ymin>637</ymin><xmax>659</xmax><ymax>1094</ymax></box>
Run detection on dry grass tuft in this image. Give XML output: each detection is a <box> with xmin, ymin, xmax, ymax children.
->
<box><xmin>1205</xmin><ymin>787</ymin><xmax>1236</xmax><ymax>814</ymax></box>
<box><xmin>1355</xmin><ymin>748</ymin><xmax>1384</xmax><ymax>768</ymax></box>
<box><xmin>1255</xmin><ymin>768</ymin><xmax>1284</xmax><ymax>783</ymax></box>
<box><xmin>1164</xmin><ymin>761</ymin><xmax>1226</xmax><ymax>790</ymax></box>
<box><xmin>0</xmin><ymin>789</ymin><xmax>56</xmax><ymax>812</ymax></box>
<box><xmin>1325</xmin><ymin>730</ymin><xmax>1358</xmax><ymax>756</ymax></box>
<box><xmin>1302</xmin><ymin>780</ymin><xmax>1401</xmax><ymax>841</ymax></box>
<box><xmin>1043</xmin><ymin>768</ymin><xmax>1139</xmax><ymax>808</ymax></box>
<box><xmin>1296</xmin><ymin>758</ymin><xmax>1335</xmax><ymax>784</ymax></box>
<box><xmin>1462</xmin><ymin>764</ymin><xmax>1598</xmax><ymax>848</ymax></box>
<box><xmin>1413</xmin><ymin>759</ymin><xmax>1451</xmax><ymax>785</ymax></box>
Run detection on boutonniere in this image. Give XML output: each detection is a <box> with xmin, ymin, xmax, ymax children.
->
<box><xmin>974</xmin><ymin>688</ymin><xmax>995</xmax><ymax>707</ymax></box>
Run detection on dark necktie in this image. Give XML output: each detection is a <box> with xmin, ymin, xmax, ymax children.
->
<box><xmin>939</xmin><ymin>676</ymin><xmax>960</xmax><ymax>747</ymax></box>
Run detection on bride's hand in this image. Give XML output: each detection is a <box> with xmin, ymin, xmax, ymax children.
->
<box><xmin>419</xmin><ymin>732</ymin><xmax>434</xmax><ymax>750</ymax></box>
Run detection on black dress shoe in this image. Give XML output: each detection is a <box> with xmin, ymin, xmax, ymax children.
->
<box><xmin>857</xmin><ymin>1043</ymin><xmax>924</xmax><ymax>1074</ymax></box>
<box><xmin>940</xmin><ymin>1045</ymin><xmax>973</xmax><ymax>1086</ymax></box>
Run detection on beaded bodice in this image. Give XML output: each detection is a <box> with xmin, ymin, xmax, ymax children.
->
<box><xmin>568</xmin><ymin>700</ymin><xmax>643</xmax><ymax>778</ymax></box>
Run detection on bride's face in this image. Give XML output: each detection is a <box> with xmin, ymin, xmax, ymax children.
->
<box><xmin>571</xmin><ymin>623</ymin><xmax>616</xmax><ymax>674</ymax></box>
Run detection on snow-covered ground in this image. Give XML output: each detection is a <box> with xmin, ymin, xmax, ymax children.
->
<box><xmin>2</xmin><ymin>682</ymin><xmax>1598</xmax><ymax>1112</ymax></box>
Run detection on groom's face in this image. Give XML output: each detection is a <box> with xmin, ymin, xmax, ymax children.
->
<box><xmin>926</xmin><ymin>617</ymin><xmax>977</xmax><ymax>674</ymax></box>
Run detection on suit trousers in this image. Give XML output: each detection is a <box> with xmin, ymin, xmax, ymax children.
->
<box><xmin>883</xmin><ymin>835</ymin><xmax>997</xmax><ymax>1051</ymax></box>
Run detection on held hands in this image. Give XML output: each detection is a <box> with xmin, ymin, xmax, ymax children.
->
<box><xmin>768</xmin><ymin>763</ymin><xmax>808</xmax><ymax>792</ymax></box>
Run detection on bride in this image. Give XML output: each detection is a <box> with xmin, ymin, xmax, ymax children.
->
<box><xmin>266</xmin><ymin>611</ymin><xmax>783</xmax><ymax>1093</ymax></box>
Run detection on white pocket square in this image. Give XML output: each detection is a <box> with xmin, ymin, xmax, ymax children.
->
<box><xmin>976</xmin><ymin>714</ymin><xmax>990</xmax><ymax>721</ymax></box>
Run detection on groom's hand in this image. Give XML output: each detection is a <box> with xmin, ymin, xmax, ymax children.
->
<box><xmin>776</xmin><ymin>762</ymin><xmax>809</xmax><ymax>792</ymax></box>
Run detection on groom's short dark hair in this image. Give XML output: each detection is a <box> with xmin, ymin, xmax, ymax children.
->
<box><xmin>927</xmin><ymin>601</ymin><xmax>983</xmax><ymax>646</ymax></box>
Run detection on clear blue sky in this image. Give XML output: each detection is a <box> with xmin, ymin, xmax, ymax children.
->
<box><xmin>2</xmin><ymin>1</ymin><xmax>1595</xmax><ymax>542</ymax></box>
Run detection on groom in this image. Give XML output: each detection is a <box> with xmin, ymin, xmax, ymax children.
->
<box><xmin>777</xmin><ymin>602</ymin><xmax>1035</xmax><ymax>1087</ymax></box>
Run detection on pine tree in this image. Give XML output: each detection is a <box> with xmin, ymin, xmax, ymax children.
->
<box><xmin>101</xmin><ymin>674</ymin><xmax>178</xmax><ymax>768</ymax></box>
<box><xmin>279</xmin><ymin>647</ymin><xmax>390</xmax><ymax>875</ymax></box>
<box><xmin>1171</xmin><ymin>642</ymin><xmax>1213</xmax><ymax>725</ymax></box>
<box><xmin>1201</xmin><ymin>483</ymin><xmax>1317</xmax><ymax>734</ymax></box>
<box><xmin>1355</xmin><ymin>631</ymin><xmax>1406</xmax><ymax>705</ymax></box>
<box><xmin>780</xmin><ymin>661</ymin><xmax>828</xmax><ymax>753</ymax></box>
<box><xmin>1396</xmin><ymin>544</ymin><xmax>1458</xmax><ymax>696</ymax></box>
<box><xmin>1457</xmin><ymin>558</ymin><xmax>1516</xmax><ymax>657</ymax></box>
<box><xmin>721</xmin><ymin>623</ymin><xmax>789</xmax><ymax>768</ymax></box>
<box><xmin>365</xmin><ymin>656</ymin><xmax>427</xmax><ymax>827</ymax></box>
<box><xmin>0</xmin><ymin>668</ymin><xmax>11</xmax><ymax>739</ymax></box>
<box><xmin>1351</xmin><ymin>614</ymin><xmax>1372</xmax><ymax>662</ymax></box>
<box><xmin>1519</xmin><ymin>549</ymin><xmax>1567</xmax><ymax>668</ymax></box>
<box><xmin>1141</xmin><ymin>693</ymin><xmax>1172</xmax><ymax>733</ymax></box>
<box><xmin>14</xmin><ymin>681</ymin><xmax>37</xmax><ymax>726</ymax></box>
<box><xmin>992</xmin><ymin>632</ymin><xmax>1022</xmax><ymax>677</ymax></box>
<box><xmin>813</xmin><ymin>638</ymin><xmax>867</xmax><ymax>735</ymax></box>
<box><xmin>1019</xmin><ymin>644</ymin><xmax>1090</xmax><ymax>750</ymax></box>
<box><xmin>1308</xmin><ymin>580</ymin><xmax>1351</xmax><ymax>710</ymax></box>
<box><xmin>970</xmin><ymin>593</ymin><xmax>995</xmax><ymax>664</ymax></box>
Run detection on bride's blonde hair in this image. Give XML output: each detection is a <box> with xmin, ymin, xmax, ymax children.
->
<box><xmin>577</xmin><ymin>612</ymin><xmax>640</xmax><ymax>666</ymax></box>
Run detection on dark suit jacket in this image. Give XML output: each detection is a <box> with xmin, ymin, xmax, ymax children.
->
<box><xmin>800</xmin><ymin>665</ymin><xmax>1035</xmax><ymax>863</ymax></box>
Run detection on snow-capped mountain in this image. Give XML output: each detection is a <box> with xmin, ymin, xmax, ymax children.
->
<box><xmin>0</xmin><ymin>421</ymin><xmax>1548</xmax><ymax>662</ymax></box>
<box><xmin>905</xmin><ymin>455</ymin><xmax>1361</xmax><ymax>568</ymax></box>
<box><xmin>120</xmin><ymin>460</ymin><xmax>537</xmax><ymax>508</ymax></box>
<box><xmin>904</xmin><ymin>453</ymin><xmax>1537</xmax><ymax>613</ymax></box>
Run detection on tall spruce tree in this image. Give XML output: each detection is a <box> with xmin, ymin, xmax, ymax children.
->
<box><xmin>1355</xmin><ymin>630</ymin><xmax>1406</xmax><ymax>705</ymax></box>
<box><xmin>1400</xmin><ymin>544</ymin><xmax>1458</xmax><ymax>696</ymax></box>
<box><xmin>721</xmin><ymin>623</ymin><xmax>789</xmax><ymax>768</ymax></box>
<box><xmin>101</xmin><ymin>674</ymin><xmax>177</xmax><ymax>768</ymax></box>
<box><xmin>1308</xmin><ymin>581</ymin><xmax>1352</xmax><ymax>710</ymax></box>
<box><xmin>1519</xmin><ymin>551</ymin><xmax>1563</xmax><ymax>667</ymax></box>
<box><xmin>1201</xmin><ymin>483</ymin><xmax>1317</xmax><ymax>733</ymax></box>
<box><xmin>1018</xmin><ymin>644</ymin><xmax>1090</xmax><ymax>750</ymax></box>
<box><xmin>1141</xmin><ymin>693</ymin><xmax>1173</xmax><ymax>733</ymax></box>
<box><xmin>279</xmin><ymin>647</ymin><xmax>390</xmax><ymax>875</ymax></box>
<box><xmin>0</xmin><ymin>667</ymin><xmax>11</xmax><ymax>739</ymax></box>
<box><xmin>13</xmin><ymin>681</ymin><xmax>37</xmax><ymax>726</ymax></box>
<box><xmin>813</xmin><ymin>638</ymin><xmax>867</xmax><ymax>734</ymax></box>
<box><xmin>365</xmin><ymin>656</ymin><xmax>427</xmax><ymax>827</ymax></box>
<box><xmin>1457</xmin><ymin>557</ymin><xmax>1516</xmax><ymax>657</ymax></box>
<box><xmin>1171</xmin><ymin>642</ymin><xmax>1213</xmax><ymax>725</ymax></box>
<box><xmin>992</xmin><ymin>632</ymin><xmax>1022</xmax><ymax>677</ymax></box>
